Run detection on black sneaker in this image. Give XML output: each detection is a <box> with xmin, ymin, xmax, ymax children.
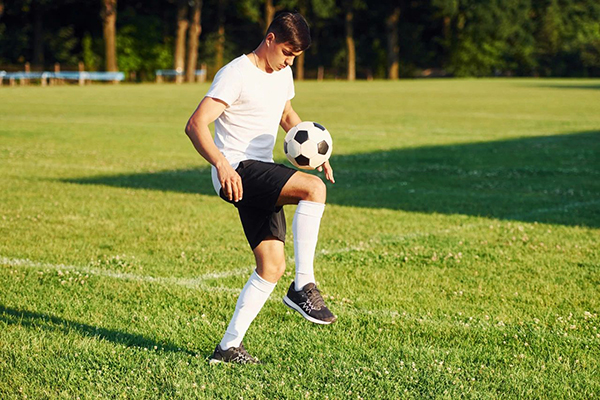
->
<box><xmin>209</xmin><ymin>343</ymin><xmax>261</xmax><ymax>365</ymax></box>
<box><xmin>283</xmin><ymin>282</ymin><xmax>337</xmax><ymax>325</ymax></box>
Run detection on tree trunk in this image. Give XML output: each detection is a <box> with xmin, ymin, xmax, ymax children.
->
<box><xmin>264</xmin><ymin>0</ymin><xmax>276</xmax><ymax>34</ymax></box>
<box><xmin>386</xmin><ymin>6</ymin><xmax>400</xmax><ymax>80</ymax></box>
<box><xmin>263</xmin><ymin>0</ymin><xmax>283</xmax><ymax>34</ymax></box>
<box><xmin>345</xmin><ymin>6</ymin><xmax>356</xmax><ymax>81</ymax></box>
<box><xmin>32</xmin><ymin>1</ymin><xmax>44</xmax><ymax>68</ymax></box>
<box><xmin>443</xmin><ymin>16</ymin><xmax>451</xmax><ymax>40</ymax></box>
<box><xmin>185</xmin><ymin>0</ymin><xmax>202</xmax><ymax>83</ymax></box>
<box><xmin>215</xmin><ymin>0</ymin><xmax>225</xmax><ymax>70</ymax></box>
<box><xmin>295</xmin><ymin>0</ymin><xmax>306</xmax><ymax>80</ymax></box>
<box><xmin>174</xmin><ymin>0</ymin><xmax>188</xmax><ymax>84</ymax></box>
<box><xmin>296</xmin><ymin>52</ymin><xmax>305</xmax><ymax>80</ymax></box>
<box><xmin>0</xmin><ymin>0</ymin><xmax>4</xmax><ymax>18</ymax></box>
<box><xmin>101</xmin><ymin>0</ymin><xmax>118</xmax><ymax>72</ymax></box>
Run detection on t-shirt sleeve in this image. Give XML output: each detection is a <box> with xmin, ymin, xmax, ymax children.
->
<box><xmin>205</xmin><ymin>65</ymin><xmax>242</xmax><ymax>106</ymax></box>
<box><xmin>287</xmin><ymin>67</ymin><xmax>295</xmax><ymax>100</ymax></box>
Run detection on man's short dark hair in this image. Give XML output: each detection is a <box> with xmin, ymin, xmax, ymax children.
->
<box><xmin>266</xmin><ymin>12</ymin><xmax>311</xmax><ymax>52</ymax></box>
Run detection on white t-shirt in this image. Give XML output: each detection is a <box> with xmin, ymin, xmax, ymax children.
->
<box><xmin>205</xmin><ymin>54</ymin><xmax>295</xmax><ymax>194</ymax></box>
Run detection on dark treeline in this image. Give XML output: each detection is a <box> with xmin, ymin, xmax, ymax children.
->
<box><xmin>1</xmin><ymin>0</ymin><xmax>599</xmax><ymax>80</ymax></box>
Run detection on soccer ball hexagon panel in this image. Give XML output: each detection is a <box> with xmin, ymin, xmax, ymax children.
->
<box><xmin>284</xmin><ymin>121</ymin><xmax>333</xmax><ymax>170</ymax></box>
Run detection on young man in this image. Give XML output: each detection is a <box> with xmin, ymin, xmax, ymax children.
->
<box><xmin>185</xmin><ymin>12</ymin><xmax>336</xmax><ymax>364</ymax></box>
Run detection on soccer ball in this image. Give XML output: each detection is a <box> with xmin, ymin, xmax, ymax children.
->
<box><xmin>284</xmin><ymin>121</ymin><xmax>333</xmax><ymax>170</ymax></box>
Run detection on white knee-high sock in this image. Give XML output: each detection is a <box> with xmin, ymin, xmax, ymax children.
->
<box><xmin>219</xmin><ymin>270</ymin><xmax>276</xmax><ymax>350</ymax></box>
<box><xmin>293</xmin><ymin>200</ymin><xmax>325</xmax><ymax>291</ymax></box>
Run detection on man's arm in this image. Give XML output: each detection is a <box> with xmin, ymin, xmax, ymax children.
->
<box><xmin>280</xmin><ymin>99</ymin><xmax>302</xmax><ymax>132</ymax></box>
<box><xmin>280</xmin><ymin>100</ymin><xmax>335</xmax><ymax>184</ymax></box>
<box><xmin>185</xmin><ymin>96</ymin><xmax>243</xmax><ymax>202</ymax></box>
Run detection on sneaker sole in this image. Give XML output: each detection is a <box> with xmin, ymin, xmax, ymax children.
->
<box><xmin>209</xmin><ymin>358</ymin><xmax>261</xmax><ymax>365</ymax></box>
<box><xmin>282</xmin><ymin>295</ymin><xmax>335</xmax><ymax>325</ymax></box>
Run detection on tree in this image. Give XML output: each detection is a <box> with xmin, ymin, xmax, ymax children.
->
<box><xmin>385</xmin><ymin>4</ymin><xmax>400</xmax><ymax>79</ymax></box>
<box><xmin>430</xmin><ymin>0</ymin><xmax>534</xmax><ymax>77</ymax></box>
<box><xmin>101</xmin><ymin>0</ymin><xmax>117</xmax><ymax>72</ymax></box>
<box><xmin>32</xmin><ymin>0</ymin><xmax>44</xmax><ymax>68</ymax></box>
<box><xmin>185</xmin><ymin>0</ymin><xmax>202</xmax><ymax>82</ymax></box>
<box><xmin>174</xmin><ymin>0</ymin><xmax>188</xmax><ymax>83</ymax></box>
<box><xmin>215</xmin><ymin>0</ymin><xmax>226</xmax><ymax>70</ymax></box>
<box><xmin>343</xmin><ymin>0</ymin><xmax>355</xmax><ymax>80</ymax></box>
<box><xmin>294</xmin><ymin>0</ymin><xmax>308</xmax><ymax>80</ymax></box>
<box><xmin>238</xmin><ymin>0</ymin><xmax>283</xmax><ymax>34</ymax></box>
<box><xmin>264</xmin><ymin>0</ymin><xmax>282</xmax><ymax>33</ymax></box>
<box><xmin>301</xmin><ymin>0</ymin><xmax>335</xmax><ymax>79</ymax></box>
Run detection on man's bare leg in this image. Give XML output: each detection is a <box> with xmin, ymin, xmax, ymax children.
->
<box><xmin>218</xmin><ymin>237</ymin><xmax>284</xmax><ymax>354</ymax></box>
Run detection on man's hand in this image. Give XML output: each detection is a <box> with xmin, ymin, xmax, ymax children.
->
<box><xmin>317</xmin><ymin>160</ymin><xmax>335</xmax><ymax>184</ymax></box>
<box><xmin>217</xmin><ymin>161</ymin><xmax>243</xmax><ymax>202</ymax></box>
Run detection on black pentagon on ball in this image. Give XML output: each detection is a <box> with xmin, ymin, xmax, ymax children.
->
<box><xmin>313</xmin><ymin>122</ymin><xmax>326</xmax><ymax>131</ymax></box>
<box><xmin>295</xmin><ymin>155</ymin><xmax>310</xmax><ymax>166</ymax></box>
<box><xmin>283</xmin><ymin>141</ymin><xmax>288</xmax><ymax>154</ymax></box>
<box><xmin>317</xmin><ymin>140</ymin><xmax>329</xmax><ymax>155</ymax></box>
<box><xmin>294</xmin><ymin>130</ymin><xmax>309</xmax><ymax>144</ymax></box>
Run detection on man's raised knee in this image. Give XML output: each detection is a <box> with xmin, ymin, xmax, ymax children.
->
<box><xmin>305</xmin><ymin>175</ymin><xmax>326</xmax><ymax>203</ymax></box>
<box><xmin>256</xmin><ymin>260</ymin><xmax>286</xmax><ymax>283</ymax></box>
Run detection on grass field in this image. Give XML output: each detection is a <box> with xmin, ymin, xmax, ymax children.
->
<box><xmin>1</xmin><ymin>79</ymin><xmax>599</xmax><ymax>398</ymax></box>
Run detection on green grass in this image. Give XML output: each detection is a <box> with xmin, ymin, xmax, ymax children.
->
<box><xmin>1</xmin><ymin>79</ymin><xmax>599</xmax><ymax>398</ymax></box>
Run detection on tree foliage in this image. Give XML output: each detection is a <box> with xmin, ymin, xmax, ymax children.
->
<box><xmin>0</xmin><ymin>0</ymin><xmax>599</xmax><ymax>78</ymax></box>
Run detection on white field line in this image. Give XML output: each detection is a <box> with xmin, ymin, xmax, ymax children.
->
<box><xmin>0</xmin><ymin>219</ymin><xmax>512</xmax><ymax>294</ymax></box>
<box><xmin>0</xmin><ymin>222</ymin><xmax>481</xmax><ymax>313</ymax></box>
<box><xmin>0</xmin><ymin>257</ymin><xmax>248</xmax><ymax>294</ymax></box>
<box><xmin>0</xmin><ymin>255</ymin><xmax>582</xmax><ymax>335</ymax></box>
<box><xmin>0</xmin><ymin>257</ymin><xmax>446</xmax><ymax>322</ymax></box>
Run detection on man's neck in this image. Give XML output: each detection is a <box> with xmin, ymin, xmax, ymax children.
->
<box><xmin>250</xmin><ymin>42</ymin><xmax>273</xmax><ymax>73</ymax></box>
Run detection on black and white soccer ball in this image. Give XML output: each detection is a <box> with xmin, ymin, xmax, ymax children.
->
<box><xmin>284</xmin><ymin>121</ymin><xmax>333</xmax><ymax>170</ymax></box>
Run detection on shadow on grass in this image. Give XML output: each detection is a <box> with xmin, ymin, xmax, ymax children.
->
<box><xmin>64</xmin><ymin>131</ymin><xmax>600</xmax><ymax>228</ymax></box>
<box><xmin>544</xmin><ymin>85</ymin><xmax>600</xmax><ymax>90</ymax></box>
<box><xmin>523</xmin><ymin>82</ymin><xmax>600</xmax><ymax>90</ymax></box>
<box><xmin>0</xmin><ymin>305</ymin><xmax>196</xmax><ymax>356</ymax></box>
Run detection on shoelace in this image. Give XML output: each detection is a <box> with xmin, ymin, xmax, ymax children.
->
<box><xmin>305</xmin><ymin>286</ymin><xmax>326</xmax><ymax>310</ymax></box>
<box><xmin>233</xmin><ymin>345</ymin><xmax>257</xmax><ymax>363</ymax></box>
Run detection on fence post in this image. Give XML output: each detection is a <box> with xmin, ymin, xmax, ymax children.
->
<box><xmin>23</xmin><ymin>62</ymin><xmax>31</xmax><ymax>86</ymax></box>
<box><xmin>317</xmin><ymin>66</ymin><xmax>324</xmax><ymax>82</ymax></box>
<box><xmin>175</xmin><ymin>67</ymin><xmax>183</xmax><ymax>84</ymax></box>
<box><xmin>53</xmin><ymin>63</ymin><xmax>61</xmax><ymax>85</ymax></box>
<box><xmin>197</xmin><ymin>63</ymin><xmax>207</xmax><ymax>83</ymax></box>
<box><xmin>78</xmin><ymin>61</ymin><xmax>85</xmax><ymax>86</ymax></box>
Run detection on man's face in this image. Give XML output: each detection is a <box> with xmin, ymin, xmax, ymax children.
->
<box><xmin>266</xmin><ymin>34</ymin><xmax>303</xmax><ymax>72</ymax></box>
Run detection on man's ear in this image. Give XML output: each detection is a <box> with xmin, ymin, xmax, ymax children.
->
<box><xmin>265</xmin><ymin>32</ymin><xmax>276</xmax><ymax>46</ymax></box>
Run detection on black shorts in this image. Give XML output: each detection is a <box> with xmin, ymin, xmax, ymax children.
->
<box><xmin>219</xmin><ymin>160</ymin><xmax>297</xmax><ymax>250</ymax></box>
